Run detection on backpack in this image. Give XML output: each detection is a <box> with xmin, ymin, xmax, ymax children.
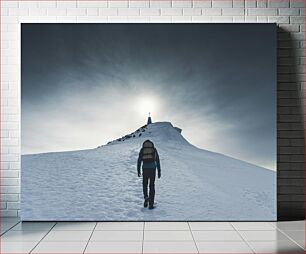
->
<box><xmin>142</xmin><ymin>140</ymin><xmax>156</xmax><ymax>163</ymax></box>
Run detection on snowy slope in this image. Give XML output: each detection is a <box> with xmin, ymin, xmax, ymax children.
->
<box><xmin>21</xmin><ymin>122</ymin><xmax>276</xmax><ymax>221</ymax></box>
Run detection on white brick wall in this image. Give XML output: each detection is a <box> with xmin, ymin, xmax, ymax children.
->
<box><xmin>0</xmin><ymin>0</ymin><xmax>305</xmax><ymax>218</ymax></box>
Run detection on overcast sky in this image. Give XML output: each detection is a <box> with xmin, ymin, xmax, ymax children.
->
<box><xmin>22</xmin><ymin>24</ymin><xmax>276</xmax><ymax>170</ymax></box>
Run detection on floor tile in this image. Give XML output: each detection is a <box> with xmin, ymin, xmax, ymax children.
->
<box><xmin>249</xmin><ymin>240</ymin><xmax>304</xmax><ymax>253</ymax></box>
<box><xmin>1</xmin><ymin>224</ymin><xmax>19</xmax><ymax>235</ymax></box>
<box><xmin>282</xmin><ymin>230</ymin><xmax>305</xmax><ymax>241</ymax></box>
<box><xmin>0</xmin><ymin>241</ymin><xmax>37</xmax><ymax>253</ymax></box>
<box><xmin>1</xmin><ymin>222</ymin><xmax>20</xmax><ymax>229</ymax></box>
<box><xmin>90</xmin><ymin>230</ymin><xmax>143</xmax><ymax>241</ymax></box>
<box><xmin>232</xmin><ymin>222</ymin><xmax>276</xmax><ymax>231</ymax></box>
<box><xmin>145</xmin><ymin>222</ymin><xmax>190</xmax><ymax>230</ymax></box>
<box><xmin>42</xmin><ymin>230</ymin><xmax>92</xmax><ymax>242</ymax></box>
<box><xmin>143</xmin><ymin>241</ymin><xmax>198</xmax><ymax>253</ymax></box>
<box><xmin>197</xmin><ymin>241</ymin><xmax>253</xmax><ymax>253</ymax></box>
<box><xmin>96</xmin><ymin>222</ymin><xmax>143</xmax><ymax>231</ymax></box>
<box><xmin>189</xmin><ymin>222</ymin><xmax>234</xmax><ymax>231</ymax></box>
<box><xmin>296</xmin><ymin>240</ymin><xmax>305</xmax><ymax>250</ymax></box>
<box><xmin>1</xmin><ymin>220</ymin><xmax>304</xmax><ymax>254</ymax></box>
<box><xmin>1</xmin><ymin>228</ymin><xmax>9</xmax><ymax>235</ymax></box>
<box><xmin>282</xmin><ymin>230</ymin><xmax>305</xmax><ymax>249</ymax></box>
<box><xmin>0</xmin><ymin>220</ymin><xmax>21</xmax><ymax>234</ymax></box>
<box><xmin>144</xmin><ymin>230</ymin><xmax>193</xmax><ymax>241</ymax></box>
<box><xmin>12</xmin><ymin>222</ymin><xmax>55</xmax><ymax>231</ymax></box>
<box><xmin>32</xmin><ymin>241</ymin><xmax>87</xmax><ymax>253</ymax></box>
<box><xmin>1</xmin><ymin>217</ymin><xmax>20</xmax><ymax>224</ymax></box>
<box><xmin>192</xmin><ymin>230</ymin><xmax>243</xmax><ymax>241</ymax></box>
<box><xmin>85</xmin><ymin>241</ymin><xmax>142</xmax><ymax>253</ymax></box>
<box><xmin>52</xmin><ymin>222</ymin><xmax>96</xmax><ymax>231</ymax></box>
<box><xmin>1</xmin><ymin>230</ymin><xmax>47</xmax><ymax>242</ymax></box>
<box><xmin>239</xmin><ymin>230</ymin><xmax>291</xmax><ymax>241</ymax></box>
<box><xmin>275</xmin><ymin>221</ymin><xmax>305</xmax><ymax>231</ymax></box>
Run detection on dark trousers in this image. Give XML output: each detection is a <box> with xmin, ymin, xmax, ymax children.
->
<box><xmin>142</xmin><ymin>169</ymin><xmax>156</xmax><ymax>206</ymax></box>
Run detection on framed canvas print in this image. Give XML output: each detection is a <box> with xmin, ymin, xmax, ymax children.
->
<box><xmin>21</xmin><ymin>24</ymin><xmax>276</xmax><ymax>221</ymax></box>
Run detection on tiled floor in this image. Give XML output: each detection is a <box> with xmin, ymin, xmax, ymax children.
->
<box><xmin>0</xmin><ymin>218</ymin><xmax>304</xmax><ymax>253</ymax></box>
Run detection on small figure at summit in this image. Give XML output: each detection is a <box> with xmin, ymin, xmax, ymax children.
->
<box><xmin>147</xmin><ymin>112</ymin><xmax>152</xmax><ymax>125</ymax></box>
<box><xmin>137</xmin><ymin>140</ymin><xmax>161</xmax><ymax>209</ymax></box>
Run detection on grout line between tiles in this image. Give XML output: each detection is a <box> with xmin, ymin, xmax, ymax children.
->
<box><xmin>276</xmin><ymin>227</ymin><xmax>305</xmax><ymax>251</ymax></box>
<box><xmin>187</xmin><ymin>222</ymin><xmax>199</xmax><ymax>254</ymax></box>
<box><xmin>268</xmin><ymin>221</ymin><xmax>277</xmax><ymax>229</ymax></box>
<box><xmin>29</xmin><ymin>222</ymin><xmax>57</xmax><ymax>254</ymax></box>
<box><xmin>82</xmin><ymin>222</ymin><xmax>97</xmax><ymax>254</ymax></box>
<box><xmin>142</xmin><ymin>222</ymin><xmax>145</xmax><ymax>254</ymax></box>
<box><xmin>229</xmin><ymin>222</ymin><xmax>256</xmax><ymax>254</ymax></box>
<box><xmin>0</xmin><ymin>220</ymin><xmax>21</xmax><ymax>236</ymax></box>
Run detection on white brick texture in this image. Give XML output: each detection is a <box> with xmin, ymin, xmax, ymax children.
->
<box><xmin>0</xmin><ymin>0</ymin><xmax>305</xmax><ymax>219</ymax></box>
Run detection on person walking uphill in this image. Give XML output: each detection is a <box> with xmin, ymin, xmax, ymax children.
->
<box><xmin>137</xmin><ymin>140</ymin><xmax>161</xmax><ymax>210</ymax></box>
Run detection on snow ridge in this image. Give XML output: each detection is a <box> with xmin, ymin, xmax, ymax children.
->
<box><xmin>21</xmin><ymin>121</ymin><xmax>276</xmax><ymax>221</ymax></box>
<box><xmin>100</xmin><ymin>122</ymin><xmax>189</xmax><ymax>147</ymax></box>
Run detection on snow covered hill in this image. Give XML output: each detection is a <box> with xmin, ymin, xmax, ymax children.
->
<box><xmin>21</xmin><ymin>121</ymin><xmax>276</xmax><ymax>221</ymax></box>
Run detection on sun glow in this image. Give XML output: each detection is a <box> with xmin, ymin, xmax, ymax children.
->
<box><xmin>135</xmin><ymin>96</ymin><xmax>159</xmax><ymax>117</ymax></box>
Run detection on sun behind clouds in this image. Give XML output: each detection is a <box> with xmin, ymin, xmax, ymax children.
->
<box><xmin>135</xmin><ymin>95</ymin><xmax>160</xmax><ymax>118</ymax></box>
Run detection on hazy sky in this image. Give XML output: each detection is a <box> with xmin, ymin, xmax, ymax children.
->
<box><xmin>22</xmin><ymin>24</ymin><xmax>276</xmax><ymax>170</ymax></box>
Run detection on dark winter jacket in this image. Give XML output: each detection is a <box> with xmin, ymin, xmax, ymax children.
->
<box><xmin>137</xmin><ymin>148</ymin><xmax>161</xmax><ymax>175</ymax></box>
